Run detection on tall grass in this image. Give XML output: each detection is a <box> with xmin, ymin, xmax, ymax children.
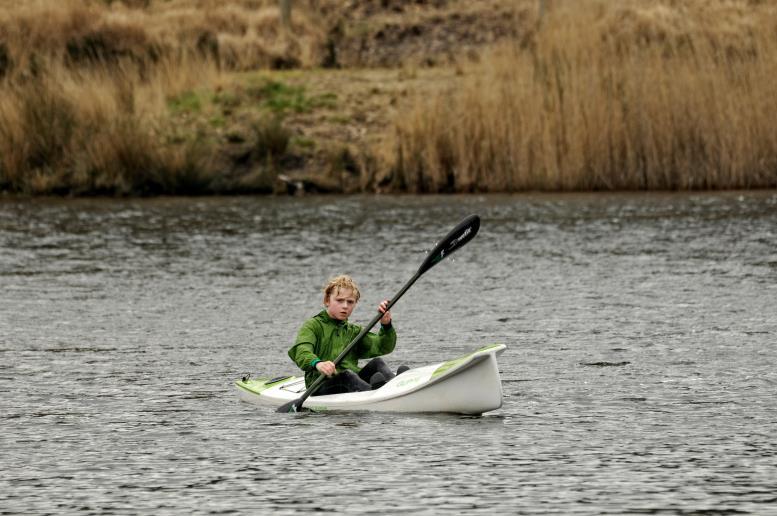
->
<box><xmin>0</xmin><ymin>57</ymin><xmax>217</xmax><ymax>195</ymax></box>
<box><xmin>3</xmin><ymin>0</ymin><xmax>776</xmax><ymax>195</ymax></box>
<box><xmin>0</xmin><ymin>0</ymin><xmax>325</xmax><ymax>76</ymax></box>
<box><xmin>392</xmin><ymin>0</ymin><xmax>777</xmax><ymax>192</ymax></box>
<box><xmin>0</xmin><ymin>0</ymin><xmax>309</xmax><ymax>195</ymax></box>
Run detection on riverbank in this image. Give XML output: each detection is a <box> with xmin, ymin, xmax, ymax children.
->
<box><xmin>1</xmin><ymin>0</ymin><xmax>776</xmax><ymax>195</ymax></box>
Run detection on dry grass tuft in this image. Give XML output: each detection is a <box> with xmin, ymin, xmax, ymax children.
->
<box><xmin>392</xmin><ymin>0</ymin><xmax>777</xmax><ymax>192</ymax></box>
<box><xmin>0</xmin><ymin>0</ymin><xmax>326</xmax><ymax>79</ymax></box>
<box><xmin>0</xmin><ymin>0</ymin><xmax>317</xmax><ymax>194</ymax></box>
<box><xmin>0</xmin><ymin>58</ymin><xmax>218</xmax><ymax>195</ymax></box>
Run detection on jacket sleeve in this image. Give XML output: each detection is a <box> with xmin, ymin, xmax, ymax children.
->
<box><xmin>288</xmin><ymin>320</ymin><xmax>319</xmax><ymax>372</ymax></box>
<box><xmin>355</xmin><ymin>323</ymin><xmax>396</xmax><ymax>358</ymax></box>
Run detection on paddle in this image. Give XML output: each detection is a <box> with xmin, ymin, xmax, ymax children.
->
<box><xmin>277</xmin><ymin>214</ymin><xmax>481</xmax><ymax>413</ymax></box>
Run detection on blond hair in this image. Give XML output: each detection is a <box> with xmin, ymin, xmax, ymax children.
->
<box><xmin>323</xmin><ymin>274</ymin><xmax>361</xmax><ymax>303</ymax></box>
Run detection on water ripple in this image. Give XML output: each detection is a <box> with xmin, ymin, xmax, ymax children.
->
<box><xmin>2</xmin><ymin>192</ymin><xmax>777</xmax><ymax>514</ymax></box>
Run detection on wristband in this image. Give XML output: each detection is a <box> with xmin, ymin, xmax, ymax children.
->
<box><xmin>311</xmin><ymin>358</ymin><xmax>321</xmax><ymax>368</ymax></box>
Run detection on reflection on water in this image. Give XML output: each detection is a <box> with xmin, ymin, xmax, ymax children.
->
<box><xmin>2</xmin><ymin>192</ymin><xmax>777</xmax><ymax>514</ymax></box>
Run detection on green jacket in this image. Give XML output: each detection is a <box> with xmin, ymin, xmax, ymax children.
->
<box><xmin>289</xmin><ymin>310</ymin><xmax>397</xmax><ymax>386</ymax></box>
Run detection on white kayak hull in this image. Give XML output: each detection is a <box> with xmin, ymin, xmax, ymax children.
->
<box><xmin>236</xmin><ymin>344</ymin><xmax>506</xmax><ymax>415</ymax></box>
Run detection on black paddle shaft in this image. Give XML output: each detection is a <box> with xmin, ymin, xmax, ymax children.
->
<box><xmin>278</xmin><ymin>214</ymin><xmax>480</xmax><ymax>413</ymax></box>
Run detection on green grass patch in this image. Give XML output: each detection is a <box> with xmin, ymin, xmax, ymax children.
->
<box><xmin>209</xmin><ymin>115</ymin><xmax>226</xmax><ymax>128</ymax></box>
<box><xmin>247</xmin><ymin>79</ymin><xmax>338</xmax><ymax>116</ymax></box>
<box><xmin>314</xmin><ymin>92</ymin><xmax>338</xmax><ymax>108</ymax></box>
<box><xmin>212</xmin><ymin>91</ymin><xmax>242</xmax><ymax>110</ymax></box>
<box><xmin>167</xmin><ymin>90</ymin><xmax>202</xmax><ymax>114</ymax></box>
<box><xmin>291</xmin><ymin>136</ymin><xmax>316</xmax><ymax>149</ymax></box>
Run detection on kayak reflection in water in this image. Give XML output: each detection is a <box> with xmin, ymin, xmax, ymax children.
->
<box><xmin>288</xmin><ymin>275</ymin><xmax>407</xmax><ymax>394</ymax></box>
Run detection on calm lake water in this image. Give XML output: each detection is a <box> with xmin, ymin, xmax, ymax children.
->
<box><xmin>2</xmin><ymin>192</ymin><xmax>776</xmax><ymax>515</ymax></box>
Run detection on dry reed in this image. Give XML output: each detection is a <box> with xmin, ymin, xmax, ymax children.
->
<box><xmin>3</xmin><ymin>0</ymin><xmax>777</xmax><ymax>195</ymax></box>
<box><xmin>0</xmin><ymin>56</ymin><xmax>218</xmax><ymax>194</ymax></box>
<box><xmin>392</xmin><ymin>0</ymin><xmax>777</xmax><ymax>192</ymax></box>
<box><xmin>0</xmin><ymin>0</ymin><xmax>311</xmax><ymax>195</ymax></box>
<box><xmin>0</xmin><ymin>0</ymin><xmax>325</xmax><ymax>75</ymax></box>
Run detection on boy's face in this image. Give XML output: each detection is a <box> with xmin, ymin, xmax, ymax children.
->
<box><xmin>325</xmin><ymin>287</ymin><xmax>357</xmax><ymax>321</ymax></box>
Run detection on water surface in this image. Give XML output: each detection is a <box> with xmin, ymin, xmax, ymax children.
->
<box><xmin>2</xmin><ymin>192</ymin><xmax>776</xmax><ymax>514</ymax></box>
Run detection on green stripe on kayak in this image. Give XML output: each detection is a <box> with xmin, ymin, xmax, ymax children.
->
<box><xmin>431</xmin><ymin>344</ymin><xmax>502</xmax><ymax>378</ymax></box>
<box><xmin>236</xmin><ymin>376</ymin><xmax>294</xmax><ymax>394</ymax></box>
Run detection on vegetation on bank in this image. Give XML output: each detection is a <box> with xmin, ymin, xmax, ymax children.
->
<box><xmin>1</xmin><ymin>0</ymin><xmax>776</xmax><ymax>195</ymax></box>
<box><xmin>394</xmin><ymin>1</ymin><xmax>777</xmax><ymax>192</ymax></box>
<box><xmin>0</xmin><ymin>0</ymin><xmax>328</xmax><ymax>195</ymax></box>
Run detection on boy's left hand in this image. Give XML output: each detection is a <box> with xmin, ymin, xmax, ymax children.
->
<box><xmin>378</xmin><ymin>299</ymin><xmax>391</xmax><ymax>325</ymax></box>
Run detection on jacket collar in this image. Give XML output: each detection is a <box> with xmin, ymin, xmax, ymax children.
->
<box><xmin>318</xmin><ymin>309</ymin><xmax>346</xmax><ymax>326</ymax></box>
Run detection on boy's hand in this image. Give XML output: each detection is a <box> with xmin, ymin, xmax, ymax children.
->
<box><xmin>378</xmin><ymin>299</ymin><xmax>392</xmax><ymax>325</ymax></box>
<box><xmin>316</xmin><ymin>361</ymin><xmax>336</xmax><ymax>377</ymax></box>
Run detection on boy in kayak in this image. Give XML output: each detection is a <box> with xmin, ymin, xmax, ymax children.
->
<box><xmin>288</xmin><ymin>274</ymin><xmax>404</xmax><ymax>394</ymax></box>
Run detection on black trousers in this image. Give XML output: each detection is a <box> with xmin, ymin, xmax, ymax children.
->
<box><xmin>317</xmin><ymin>357</ymin><xmax>394</xmax><ymax>395</ymax></box>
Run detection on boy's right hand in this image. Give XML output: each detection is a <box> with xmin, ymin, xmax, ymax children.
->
<box><xmin>316</xmin><ymin>361</ymin><xmax>336</xmax><ymax>377</ymax></box>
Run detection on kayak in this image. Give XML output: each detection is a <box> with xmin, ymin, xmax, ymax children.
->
<box><xmin>235</xmin><ymin>344</ymin><xmax>506</xmax><ymax>415</ymax></box>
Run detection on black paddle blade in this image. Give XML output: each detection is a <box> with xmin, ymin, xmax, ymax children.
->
<box><xmin>276</xmin><ymin>399</ymin><xmax>307</xmax><ymax>413</ymax></box>
<box><xmin>418</xmin><ymin>214</ymin><xmax>480</xmax><ymax>275</ymax></box>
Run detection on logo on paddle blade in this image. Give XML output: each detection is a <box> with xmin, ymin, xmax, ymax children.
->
<box><xmin>451</xmin><ymin>226</ymin><xmax>472</xmax><ymax>248</ymax></box>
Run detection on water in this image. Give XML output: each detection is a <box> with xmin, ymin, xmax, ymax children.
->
<box><xmin>2</xmin><ymin>192</ymin><xmax>776</xmax><ymax>515</ymax></box>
